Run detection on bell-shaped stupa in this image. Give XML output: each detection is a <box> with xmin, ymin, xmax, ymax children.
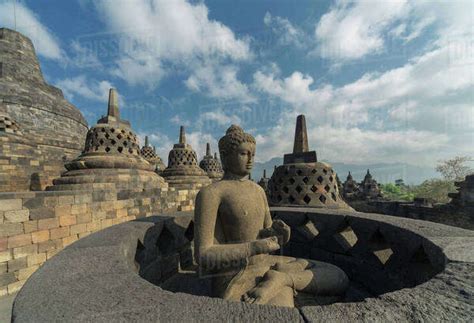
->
<box><xmin>140</xmin><ymin>136</ymin><xmax>166</xmax><ymax>175</ymax></box>
<box><xmin>359</xmin><ymin>169</ymin><xmax>383</xmax><ymax>199</ymax></box>
<box><xmin>48</xmin><ymin>89</ymin><xmax>167</xmax><ymax>191</ymax></box>
<box><xmin>268</xmin><ymin>115</ymin><xmax>351</xmax><ymax>209</ymax></box>
<box><xmin>199</xmin><ymin>143</ymin><xmax>223</xmax><ymax>181</ymax></box>
<box><xmin>342</xmin><ymin>171</ymin><xmax>360</xmax><ymax>200</ymax></box>
<box><xmin>162</xmin><ymin>126</ymin><xmax>211</xmax><ymax>189</ymax></box>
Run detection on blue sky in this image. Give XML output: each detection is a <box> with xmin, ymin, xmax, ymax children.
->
<box><xmin>0</xmin><ymin>0</ymin><xmax>472</xmax><ymax>167</ymax></box>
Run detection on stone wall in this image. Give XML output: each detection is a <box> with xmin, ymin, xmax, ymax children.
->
<box><xmin>0</xmin><ymin>187</ymin><xmax>198</xmax><ymax>296</ymax></box>
<box><xmin>348</xmin><ymin>200</ymin><xmax>474</xmax><ymax>230</ymax></box>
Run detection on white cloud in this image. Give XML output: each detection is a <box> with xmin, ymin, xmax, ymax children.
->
<box><xmin>92</xmin><ymin>0</ymin><xmax>252</xmax><ymax>96</ymax></box>
<box><xmin>198</xmin><ymin>110</ymin><xmax>242</xmax><ymax>128</ymax></box>
<box><xmin>55</xmin><ymin>75</ymin><xmax>122</xmax><ymax>104</ymax></box>
<box><xmin>185</xmin><ymin>63</ymin><xmax>253</xmax><ymax>101</ymax></box>
<box><xmin>69</xmin><ymin>40</ymin><xmax>102</xmax><ymax>68</ymax></box>
<box><xmin>263</xmin><ymin>12</ymin><xmax>306</xmax><ymax>48</ymax></box>
<box><xmin>253</xmin><ymin>1</ymin><xmax>473</xmax><ymax>166</ymax></box>
<box><xmin>0</xmin><ymin>2</ymin><xmax>63</xmax><ymax>60</ymax></box>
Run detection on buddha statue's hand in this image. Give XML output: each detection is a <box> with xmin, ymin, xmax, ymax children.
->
<box><xmin>271</xmin><ymin>219</ymin><xmax>291</xmax><ymax>246</ymax></box>
<box><xmin>252</xmin><ymin>236</ymin><xmax>280</xmax><ymax>255</ymax></box>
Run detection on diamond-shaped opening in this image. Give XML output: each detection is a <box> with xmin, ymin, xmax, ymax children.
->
<box><xmin>105</xmin><ymin>133</ymin><xmax>110</xmax><ymax>139</ymax></box>
<box><xmin>123</xmin><ymin>141</ymin><xmax>128</xmax><ymax>147</ymax></box>
<box><xmin>334</xmin><ymin>224</ymin><xmax>358</xmax><ymax>251</ymax></box>
<box><xmin>288</xmin><ymin>195</ymin><xmax>296</xmax><ymax>203</ymax></box>
<box><xmin>295</xmin><ymin>185</ymin><xmax>303</xmax><ymax>193</ymax></box>
<box><xmin>157</xmin><ymin>226</ymin><xmax>175</xmax><ymax>255</ymax></box>
<box><xmin>319</xmin><ymin>194</ymin><xmax>326</xmax><ymax>203</ymax></box>
<box><xmin>129</xmin><ymin>148</ymin><xmax>134</xmax><ymax>153</ymax></box>
<box><xmin>277</xmin><ymin>195</ymin><xmax>283</xmax><ymax>202</ymax></box>
<box><xmin>117</xmin><ymin>134</ymin><xmax>123</xmax><ymax>140</ymax></box>
<box><xmin>302</xmin><ymin>176</ymin><xmax>309</xmax><ymax>184</ymax></box>
<box><xmin>111</xmin><ymin>139</ymin><xmax>116</xmax><ymax>145</ymax></box>
<box><xmin>283</xmin><ymin>186</ymin><xmax>289</xmax><ymax>193</ymax></box>
<box><xmin>331</xmin><ymin>192</ymin><xmax>337</xmax><ymax>201</ymax></box>
<box><xmin>324</xmin><ymin>184</ymin><xmax>330</xmax><ymax>192</ymax></box>
<box><xmin>289</xmin><ymin>178</ymin><xmax>296</xmax><ymax>184</ymax></box>
<box><xmin>278</xmin><ymin>178</ymin><xmax>284</xmax><ymax>184</ymax></box>
<box><xmin>99</xmin><ymin>139</ymin><xmax>104</xmax><ymax>145</ymax></box>
<box><xmin>105</xmin><ymin>146</ymin><xmax>111</xmax><ymax>153</ymax></box>
<box><xmin>121</xmin><ymin>129</ymin><xmax>126</xmax><ymax>134</ymax></box>
<box><xmin>303</xmin><ymin>195</ymin><xmax>311</xmax><ymax>204</ymax></box>
<box><xmin>317</xmin><ymin>176</ymin><xmax>323</xmax><ymax>183</ymax></box>
<box><xmin>323</xmin><ymin>169</ymin><xmax>328</xmax><ymax>174</ymax></box>
<box><xmin>329</xmin><ymin>176</ymin><xmax>334</xmax><ymax>182</ymax></box>
<box><xmin>110</xmin><ymin>128</ymin><xmax>115</xmax><ymax>133</ymax></box>
<box><xmin>118</xmin><ymin>147</ymin><xmax>123</xmax><ymax>153</ymax></box>
<box><xmin>297</xmin><ymin>169</ymin><xmax>303</xmax><ymax>176</ymax></box>
<box><xmin>311</xmin><ymin>169</ymin><xmax>317</xmax><ymax>174</ymax></box>
<box><xmin>311</xmin><ymin>185</ymin><xmax>317</xmax><ymax>192</ymax></box>
<box><xmin>101</xmin><ymin>128</ymin><xmax>106</xmax><ymax>132</ymax></box>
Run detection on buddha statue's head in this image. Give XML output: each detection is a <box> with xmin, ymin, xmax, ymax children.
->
<box><xmin>218</xmin><ymin>125</ymin><xmax>256</xmax><ymax>176</ymax></box>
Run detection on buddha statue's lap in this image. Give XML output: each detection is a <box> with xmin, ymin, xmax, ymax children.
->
<box><xmin>194</xmin><ymin>125</ymin><xmax>349</xmax><ymax>307</ymax></box>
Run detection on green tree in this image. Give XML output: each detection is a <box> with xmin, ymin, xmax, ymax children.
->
<box><xmin>411</xmin><ymin>179</ymin><xmax>457</xmax><ymax>204</ymax></box>
<box><xmin>380</xmin><ymin>183</ymin><xmax>415</xmax><ymax>201</ymax></box>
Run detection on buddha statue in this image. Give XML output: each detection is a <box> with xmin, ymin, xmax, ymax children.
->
<box><xmin>194</xmin><ymin>125</ymin><xmax>349</xmax><ymax>307</ymax></box>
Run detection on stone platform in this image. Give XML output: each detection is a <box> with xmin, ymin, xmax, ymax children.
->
<box><xmin>12</xmin><ymin>208</ymin><xmax>473</xmax><ymax>322</ymax></box>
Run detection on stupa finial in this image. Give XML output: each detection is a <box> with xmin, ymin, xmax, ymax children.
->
<box><xmin>179</xmin><ymin>126</ymin><xmax>186</xmax><ymax>144</ymax></box>
<box><xmin>293</xmin><ymin>115</ymin><xmax>308</xmax><ymax>154</ymax></box>
<box><xmin>107</xmin><ymin>88</ymin><xmax>120</xmax><ymax>118</ymax></box>
<box><xmin>206</xmin><ymin>143</ymin><xmax>211</xmax><ymax>156</ymax></box>
<box><xmin>144</xmin><ymin>136</ymin><xmax>149</xmax><ymax>147</ymax></box>
<box><xmin>263</xmin><ymin>169</ymin><xmax>267</xmax><ymax>178</ymax></box>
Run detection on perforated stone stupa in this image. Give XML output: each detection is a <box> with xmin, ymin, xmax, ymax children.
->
<box><xmin>48</xmin><ymin>89</ymin><xmax>166</xmax><ymax>191</ymax></box>
<box><xmin>162</xmin><ymin>126</ymin><xmax>211</xmax><ymax>189</ymax></box>
<box><xmin>199</xmin><ymin>143</ymin><xmax>223</xmax><ymax>181</ymax></box>
<box><xmin>359</xmin><ymin>169</ymin><xmax>383</xmax><ymax>200</ymax></box>
<box><xmin>342</xmin><ymin>171</ymin><xmax>360</xmax><ymax>200</ymax></box>
<box><xmin>140</xmin><ymin>136</ymin><xmax>166</xmax><ymax>174</ymax></box>
<box><xmin>268</xmin><ymin>115</ymin><xmax>351</xmax><ymax>209</ymax></box>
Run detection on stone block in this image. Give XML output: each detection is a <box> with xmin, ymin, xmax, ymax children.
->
<box><xmin>8</xmin><ymin>233</ymin><xmax>32</xmax><ymax>248</ymax></box>
<box><xmin>76</xmin><ymin>212</ymin><xmax>92</xmax><ymax>224</ymax></box>
<box><xmin>7</xmin><ymin>279</ymin><xmax>25</xmax><ymax>294</ymax></box>
<box><xmin>46</xmin><ymin>249</ymin><xmax>59</xmax><ymax>259</ymax></box>
<box><xmin>70</xmin><ymin>223</ymin><xmax>87</xmax><ymax>235</ymax></box>
<box><xmin>62</xmin><ymin>235</ymin><xmax>78</xmax><ymax>247</ymax></box>
<box><xmin>43</xmin><ymin>196</ymin><xmax>58</xmax><ymax>207</ymax></box>
<box><xmin>59</xmin><ymin>215</ymin><xmax>76</xmax><ymax>227</ymax></box>
<box><xmin>50</xmin><ymin>227</ymin><xmax>69</xmax><ymax>240</ymax></box>
<box><xmin>4</xmin><ymin>209</ymin><xmax>29</xmax><ymax>223</ymax></box>
<box><xmin>0</xmin><ymin>251</ymin><xmax>12</xmax><ymax>263</ymax></box>
<box><xmin>16</xmin><ymin>265</ymin><xmax>39</xmax><ymax>281</ymax></box>
<box><xmin>38</xmin><ymin>240</ymin><xmax>56</xmax><ymax>253</ymax></box>
<box><xmin>13</xmin><ymin>244</ymin><xmax>37</xmax><ymax>259</ymax></box>
<box><xmin>75</xmin><ymin>194</ymin><xmax>92</xmax><ymax>204</ymax></box>
<box><xmin>27</xmin><ymin>253</ymin><xmax>46</xmax><ymax>267</ymax></box>
<box><xmin>55</xmin><ymin>205</ymin><xmax>72</xmax><ymax>218</ymax></box>
<box><xmin>86</xmin><ymin>222</ymin><xmax>100</xmax><ymax>232</ymax></box>
<box><xmin>38</xmin><ymin>218</ymin><xmax>59</xmax><ymax>230</ymax></box>
<box><xmin>23</xmin><ymin>220</ymin><xmax>38</xmax><ymax>233</ymax></box>
<box><xmin>22</xmin><ymin>197</ymin><xmax>44</xmax><ymax>209</ymax></box>
<box><xmin>58</xmin><ymin>195</ymin><xmax>75</xmax><ymax>205</ymax></box>
<box><xmin>0</xmin><ymin>199</ymin><xmax>22</xmax><ymax>211</ymax></box>
<box><xmin>29</xmin><ymin>207</ymin><xmax>55</xmax><ymax>220</ymax></box>
<box><xmin>101</xmin><ymin>219</ymin><xmax>113</xmax><ymax>229</ymax></box>
<box><xmin>8</xmin><ymin>257</ymin><xmax>27</xmax><ymax>271</ymax></box>
<box><xmin>31</xmin><ymin>230</ymin><xmax>50</xmax><ymax>243</ymax></box>
<box><xmin>0</xmin><ymin>262</ymin><xmax>7</xmax><ymax>273</ymax></box>
<box><xmin>0</xmin><ymin>272</ymin><xmax>16</xmax><ymax>286</ymax></box>
<box><xmin>0</xmin><ymin>237</ymin><xmax>7</xmax><ymax>252</ymax></box>
<box><xmin>116</xmin><ymin>208</ymin><xmax>127</xmax><ymax>218</ymax></box>
<box><xmin>78</xmin><ymin>232</ymin><xmax>91</xmax><ymax>239</ymax></box>
<box><xmin>71</xmin><ymin>204</ymin><xmax>88</xmax><ymax>215</ymax></box>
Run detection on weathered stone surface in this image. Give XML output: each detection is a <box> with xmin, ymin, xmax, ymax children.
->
<box><xmin>0</xmin><ymin>28</ymin><xmax>88</xmax><ymax>192</ymax></box>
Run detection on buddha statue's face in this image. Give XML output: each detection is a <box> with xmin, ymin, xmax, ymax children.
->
<box><xmin>222</xmin><ymin>142</ymin><xmax>255</xmax><ymax>176</ymax></box>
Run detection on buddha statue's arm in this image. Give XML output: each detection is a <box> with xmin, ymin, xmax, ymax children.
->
<box><xmin>194</xmin><ymin>189</ymin><xmax>279</xmax><ymax>271</ymax></box>
<box><xmin>258</xmin><ymin>188</ymin><xmax>291</xmax><ymax>245</ymax></box>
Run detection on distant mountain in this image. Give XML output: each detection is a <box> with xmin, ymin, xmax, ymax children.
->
<box><xmin>252</xmin><ymin>158</ymin><xmax>439</xmax><ymax>185</ymax></box>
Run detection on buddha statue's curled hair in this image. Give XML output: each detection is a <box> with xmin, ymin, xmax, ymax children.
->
<box><xmin>218</xmin><ymin>125</ymin><xmax>256</xmax><ymax>158</ymax></box>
